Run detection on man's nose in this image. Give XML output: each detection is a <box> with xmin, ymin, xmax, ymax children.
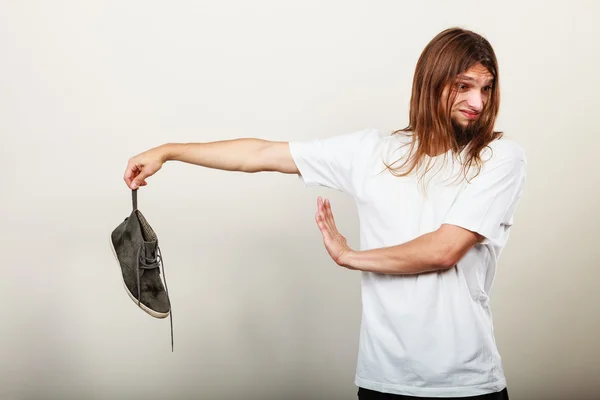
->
<box><xmin>467</xmin><ymin>91</ymin><xmax>484</xmax><ymax>111</ymax></box>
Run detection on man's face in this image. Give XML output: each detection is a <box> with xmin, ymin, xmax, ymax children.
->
<box><xmin>446</xmin><ymin>63</ymin><xmax>494</xmax><ymax>127</ymax></box>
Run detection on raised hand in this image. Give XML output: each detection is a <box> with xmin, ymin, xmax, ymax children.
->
<box><xmin>315</xmin><ymin>197</ymin><xmax>353</xmax><ymax>267</ymax></box>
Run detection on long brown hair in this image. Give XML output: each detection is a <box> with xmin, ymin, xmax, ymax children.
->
<box><xmin>385</xmin><ymin>27</ymin><xmax>503</xmax><ymax>187</ymax></box>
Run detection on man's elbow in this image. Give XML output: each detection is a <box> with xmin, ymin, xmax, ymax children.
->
<box><xmin>433</xmin><ymin>226</ymin><xmax>485</xmax><ymax>270</ymax></box>
<box><xmin>437</xmin><ymin>252</ymin><xmax>458</xmax><ymax>270</ymax></box>
<box><xmin>435</xmin><ymin>243</ymin><xmax>462</xmax><ymax>270</ymax></box>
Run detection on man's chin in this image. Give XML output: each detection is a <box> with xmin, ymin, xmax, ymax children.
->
<box><xmin>451</xmin><ymin>117</ymin><xmax>479</xmax><ymax>146</ymax></box>
<box><xmin>454</xmin><ymin>117</ymin><xmax>474</xmax><ymax>127</ymax></box>
<box><xmin>451</xmin><ymin>118</ymin><xmax>468</xmax><ymax>130</ymax></box>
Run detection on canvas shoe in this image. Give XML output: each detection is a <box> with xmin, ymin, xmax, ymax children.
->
<box><xmin>110</xmin><ymin>189</ymin><xmax>173</xmax><ymax>350</ymax></box>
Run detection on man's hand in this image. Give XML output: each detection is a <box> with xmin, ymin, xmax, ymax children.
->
<box><xmin>315</xmin><ymin>197</ymin><xmax>354</xmax><ymax>268</ymax></box>
<box><xmin>124</xmin><ymin>146</ymin><xmax>168</xmax><ymax>189</ymax></box>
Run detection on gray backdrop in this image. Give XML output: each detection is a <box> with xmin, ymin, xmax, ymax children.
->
<box><xmin>1</xmin><ymin>1</ymin><xmax>598</xmax><ymax>399</ymax></box>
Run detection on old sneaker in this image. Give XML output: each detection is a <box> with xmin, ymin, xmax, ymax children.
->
<box><xmin>110</xmin><ymin>189</ymin><xmax>173</xmax><ymax>350</ymax></box>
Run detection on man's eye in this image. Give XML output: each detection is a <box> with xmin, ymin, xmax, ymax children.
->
<box><xmin>483</xmin><ymin>86</ymin><xmax>493</xmax><ymax>92</ymax></box>
<box><xmin>456</xmin><ymin>83</ymin><xmax>468</xmax><ymax>90</ymax></box>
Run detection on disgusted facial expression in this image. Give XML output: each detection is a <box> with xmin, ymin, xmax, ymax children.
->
<box><xmin>447</xmin><ymin>63</ymin><xmax>494</xmax><ymax>127</ymax></box>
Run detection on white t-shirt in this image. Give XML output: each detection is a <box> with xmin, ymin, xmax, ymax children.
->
<box><xmin>288</xmin><ymin>128</ymin><xmax>527</xmax><ymax>397</ymax></box>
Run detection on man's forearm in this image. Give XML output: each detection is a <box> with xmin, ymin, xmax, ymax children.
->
<box><xmin>161</xmin><ymin>139</ymin><xmax>270</xmax><ymax>173</ymax></box>
<box><xmin>340</xmin><ymin>231</ymin><xmax>453</xmax><ymax>275</ymax></box>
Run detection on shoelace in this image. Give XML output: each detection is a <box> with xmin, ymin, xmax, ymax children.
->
<box><xmin>136</xmin><ymin>243</ymin><xmax>173</xmax><ymax>351</ymax></box>
<box><xmin>132</xmin><ymin>190</ymin><xmax>173</xmax><ymax>351</ymax></box>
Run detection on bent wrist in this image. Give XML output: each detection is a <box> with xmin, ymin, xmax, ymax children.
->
<box><xmin>160</xmin><ymin>143</ymin><xmax>178</xmax><ymax>162</ymax></box>
<box><xmin>339</xmin><ymin>250</ymin><xmax>360</xmax><ymax>270</ymax></box>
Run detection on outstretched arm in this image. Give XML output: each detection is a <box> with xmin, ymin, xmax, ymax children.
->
<box><xmin>124</xmin><ymin>140</ymin><xmax>299</xmax><ymax>189</ymax></box>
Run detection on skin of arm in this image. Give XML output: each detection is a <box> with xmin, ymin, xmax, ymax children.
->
<box><xmin>339</xmin><ymin>224</ymin><xmax>483</xmax><ymax>274</ymax></box>
<box><xmin>162</xmin><ymin>140</ymin><xmax>300</xmax><ymax>174</ymax></box>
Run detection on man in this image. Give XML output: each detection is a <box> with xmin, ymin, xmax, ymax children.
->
<box><xmin>123</xmin><ymin>27</ymin><xmax>525</xmax><ymax>399</ymax></box>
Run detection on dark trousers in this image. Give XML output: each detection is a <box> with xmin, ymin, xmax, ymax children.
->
<box><xmin>357</xmin><ymin>387</ymin><xmax>509</xmax><ymax>400</ymax></box>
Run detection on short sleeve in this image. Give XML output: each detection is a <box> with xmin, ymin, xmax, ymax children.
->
<box><xmin>288</xmin><ymin>128</ymin><xmax>380</xmax><ymax>195</ymax></box>
<box><xmin>442</xmin><ymin>140</ymin><xmax>527</xmax><ymax>248</ymax></box>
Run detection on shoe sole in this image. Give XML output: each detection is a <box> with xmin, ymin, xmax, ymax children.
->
<box><xmin>110</xmin><ymin>235</ymin><xmax>170</xmax><ymax>319</ymax></box>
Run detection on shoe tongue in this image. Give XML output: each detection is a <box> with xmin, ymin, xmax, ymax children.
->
<box><xmin>143</xmin><ymin>240</ymin><xmax>158</xmax><ymax>260</ymax></box>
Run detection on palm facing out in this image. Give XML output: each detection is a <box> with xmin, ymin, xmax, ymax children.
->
<box><xmin>315</xmin><ymin>197</ymin><xmax>352</xmax><ymax>266</ymax></box>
